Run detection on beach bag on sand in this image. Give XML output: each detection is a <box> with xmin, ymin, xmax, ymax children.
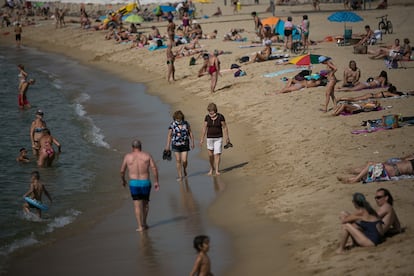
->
<box><xmin>382</xmin><ymin>114</ymin><xmax>399</xmax><ymax>129</ymax></box>
<box><xmin>239</xmin><ymin>56</ymin><xmax>250</xmax><ymax>63</ymax></box>
<box><xmin>189</xmin><ymin>57</ymin><xmax>196</xmax><ymax>66</ymax></box>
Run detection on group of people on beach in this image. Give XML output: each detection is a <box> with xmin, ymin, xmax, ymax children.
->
<box><xmin>15</xmin><ymin>64</ymin><xmax>62</xmax><ymax>218</ymax></box>
<box><xmin>120</xmin><ymin>102</ymin><xmax>230</xmax><ymax>274</ymax></box>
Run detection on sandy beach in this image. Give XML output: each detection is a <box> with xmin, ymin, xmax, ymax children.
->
<box><xmin>2</xmin><ymin>0</ymin><xmax>414</xmax><ymax>274</ymax></box>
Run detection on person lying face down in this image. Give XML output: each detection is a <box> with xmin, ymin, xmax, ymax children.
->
<box><xmin>266</xmin><ymin>74</ymin><xmax>327</xmax><ymax>95</ymax></box>
<box><xmin>337</xmin><ymin>159</ymin><xmax>414</xmax><ymax>184</ymax></box>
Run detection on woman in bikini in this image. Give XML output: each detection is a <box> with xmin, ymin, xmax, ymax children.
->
<box><xmin>337</xmin><ymin>85</ymin><xmax>411</xmax><ymax>102</ymax></box>
<box><xmin>319</xmin><ymin>56</ymin><xmax>337</xmax><ymax>112</ymax></box>
<box><xmin>38</xmin><ymin>128</ymin><xmax>61</xmax><ymax>167</ymax></box>
<box><xmin>336</xmin><ymin>193</ymin><xmax>384</xmax><ymax>254</ymax></box>
<box><xmin>30</xmin><ymin>110</ymin><xmax>47</xmax><ymax>156</ymax></box>
<box><xmin>338</xmin><ymin>70</ymin><xmax>388</xmax><ymax>92</ymax></box>
<box><xmin>267</xmin><ymin>76</ymin><xmax>324</xmax><ymax>95</ymax></box>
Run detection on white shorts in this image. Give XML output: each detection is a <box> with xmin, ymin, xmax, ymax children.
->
<box><xmin>206</xmin><ymin>137</ymin><xmax>223</xmax><ymax>154</ymax></box>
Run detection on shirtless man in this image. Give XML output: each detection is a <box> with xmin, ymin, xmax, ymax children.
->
<box><xmin>14</xmin><ymin>22</ymin><xmax>22</xmax><ymax>48</ymax></box>
<box><xmin>120</xmin><ymin>139</ymin><xmax>160</xmax><ymax>232</ymax></box>
<box><xmin>356</xmin><ymin>25</ymin><xmax>374</xmax><ymax>46</ymax></box>
<box><xmin>341</xmin><ymin>60</ymin><xmax>360</xmax><ymax>88</ymax></box>
<box><xmin>374</xmin><ymin>188</ymin><xmax>402</xmax><ymax>236</ymax></box>
<box><xmin>338</xmin><ymin>159</ymin><xmax>414</xmax><ymax>183</ymax></box>
<box><xmin>166</xmin><ymin>42</ymin><xmax>176</xmax><ymax>82</ymax></box>
<box><xmin>23</xmin><ymin>171</ymin><xmax>52</xmax><ymax>218</ymax></box>
<box><xmin>208</xmin><ymin>50</ymin><xmax>221</xmax><ymax>93</ymax></box>
<box><xmin>167</xmin><ymin>18</ymin><xmax>176</xmax><ymax>44</ymax></box>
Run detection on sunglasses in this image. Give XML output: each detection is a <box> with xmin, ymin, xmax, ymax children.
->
<box><xmin>375</xmin><ymin>195</ymin><xmax>385</xmax><ymax>200</ymax></box>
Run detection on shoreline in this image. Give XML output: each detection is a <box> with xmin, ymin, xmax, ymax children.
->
<box><xmin>2</xmin><ymin>1</ymin><xmax>414</xmax><ymax>274</ymax></box>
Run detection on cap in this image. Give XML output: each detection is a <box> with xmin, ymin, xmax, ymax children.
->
<box><xmin>318</xmin><ymin>56</ymin><xmax>331</xmax><ymax>63</ymax></box>
<box><xmin>36</xmin><ymin>109</ymin><xmax>44</xmax><ymax>116</ymax></box>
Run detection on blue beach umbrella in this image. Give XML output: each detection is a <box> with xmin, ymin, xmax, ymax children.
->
<box><xmin>160</xmin><ymin>5</ymin><xmax>176</xmax><ymax>12</ymax></box>
<box><xmin>328</xmin><ymin>11</ymin><xmax>363</xmax><ymax>28</ymax></box>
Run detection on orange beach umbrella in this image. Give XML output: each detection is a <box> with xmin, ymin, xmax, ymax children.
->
<box><xmin>261</xmin><ymin>16</ymin><xmax>279</xmax><ymax>26</ymax></box>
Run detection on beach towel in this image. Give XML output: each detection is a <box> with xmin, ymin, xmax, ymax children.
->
<box><xmin>363</xmin><ymin>163</ymin><xmax>390</xmax><ymax>183</ymax></box>
<box><xmin>148</xmin><ymin>44</ymin><xmax>167</xmax><ymax>51</ymax></box>
<box><xmin>263</xmin><ymin>67</ymin><xmax>308</xmax><ymax>78</ymax></box>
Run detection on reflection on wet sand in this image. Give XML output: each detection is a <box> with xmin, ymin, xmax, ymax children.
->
<box><xmin>137</xmin><ymin>230</ymin><xmax>160</xmax><ymax>274</ymax></box>
<box><xmin>179</xmin><ymin>178</ymin><xmax>203</xmax><ymax>235</ymax></box>
<box><xmin>212</xmin><ymin>176</ymin><xmax>226</xmax><ymax>193</ymax></box>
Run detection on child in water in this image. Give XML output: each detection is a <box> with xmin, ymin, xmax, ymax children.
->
<box><xmin>22</xmin><ymin>171</ymin><xmax>52</xmax><ymax>218</ymax></box>
<box><xmin>190</xmin><ymin>235</ymin><xmax>213</xmax><ymax>276</ymax></box>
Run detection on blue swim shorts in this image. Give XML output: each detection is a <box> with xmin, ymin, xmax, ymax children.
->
<box><xmin>129</xmin><ymin>179</ymin><xmax>151</xmax><ymax>201</ymax></box>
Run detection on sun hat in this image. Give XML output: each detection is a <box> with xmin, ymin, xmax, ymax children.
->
<box><xmin>318</xmin><ymin>56</ymin><xmax>330</xmax><ymax>63</ymax></box>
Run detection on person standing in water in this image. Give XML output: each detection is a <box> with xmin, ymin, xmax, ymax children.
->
<box><xmin>120</xmin><ymin>139</ymin><xmax>160</xmax><ymax>232</ymax></box>
<box><xmin>22</xmin><ymin>171</ymin><xmax>52</xmax><ymax>218</ymax></box>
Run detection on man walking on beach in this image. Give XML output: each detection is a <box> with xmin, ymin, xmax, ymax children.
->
<box><xmin>120</xmin><ymin>139</ymin><xmax>160</xmax><ymax>232</ymax></box>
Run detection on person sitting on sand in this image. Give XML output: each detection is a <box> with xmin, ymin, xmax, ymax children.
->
<box><xmin>356</xmin><ymin>25</ymin><xmax>374</xmax><ymax>46</ymax></box>
<box><xmin>374</xmin><ymin>188</ymin><xmax>403</xmax><ymax>236</ymax></box>
<box><xmin>223</xmin><ymin>28</ymin><xmax>244</xmax><ymax>41</ymax></box>
<box><xmin>337</xmin><ymin>158</ymin><xmax>414</xmax><ymax>184</ymax></box>
<box><xmin>332</xmin><ymin>100</ymin><xmax>380</xmax><ymax>116</ymax></box>
<box><xmin>368</xmin><ymin>38</ymin><xmax>401</xmax><ymax>60</ymax></box>
<box><xmin>175</xmin><ymin>37</ymin><xmax>201</xmax><ymax>53</ymax></box>
<box><xmin>337</xmin><ymin>85</ymin><xmax>413</xmax><ymax>102</ymax></box>
<box><xmin>337</xmin><ymin>70</ymin><xmax>388</xmax><ymax>92</ymax></box>
<box><xmin>197</xmin><ymin>53</ymin><xmax>210</xmax><ymax>77</ymax></box>
<box><xmin>399</xmin><ymin>38</ymin><xmax>412</xmax><ymax>61</ymax></box>
<box><xmin>189</xmin><ymin>23</ymin><xmax>203</xmax><ymax>40</ymax></box>
<box><xmin>212</xmin><ymin>6</ymin><xmax>222</xmax><ymax>16</ymax></box>
<box><xmin>337</xmin><ymin>193</ymin><xmax>384</xmax><ymax>254</ymax></box>
<box><xmin>341</xmin><ymin>60</ymin><xmax>360</xmax><ymax>88</ymax></box>
<box><xmin>249</xmin><ymin>40</ymin><xmax>272</xmax><ymax>63</ymax></box>
<box><xmin>149</xmin><ymin>26</ymin><xmax>161</xmax><ymax>40</ymax></box>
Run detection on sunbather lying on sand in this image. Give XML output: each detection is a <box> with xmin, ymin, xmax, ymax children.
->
<box><xmin>337</xmin><ymin>71</ymin><xmax>388</xmax><ymax>92</ymax></box>
<box><xmin>337</xmin><ymin>85</ymin><xmax>413</xmax><ymax>101</ymax></box>
<box><xmin>337</xmin><ymin>158</ymin><xmax>414</xmax><ymax>184</ymax></box>
<box><xmin>248</xmin><ymin>41</ymin><xmax>272</xmax><ymax>63</ymax></box>
<box><xmin>332</xmin><ymin>100</ymin><xmax>380</xmax><ymax>116</ymax></box>
<box><xmin>266</xmin><ymin>77</ymin><xmax>325</xmax><ymax>95</ymax></box>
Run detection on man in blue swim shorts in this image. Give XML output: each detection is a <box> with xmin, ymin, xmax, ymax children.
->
<box><xmin>120</xmin><ymin>139</ymin><xmax>160</xmax><ymax>232</ymax></box>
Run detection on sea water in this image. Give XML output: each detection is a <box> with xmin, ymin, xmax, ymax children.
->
<box><xmin>0</xmin><ymin>45</ymin><xmax>231</xmax><ymax>275</ymax></box>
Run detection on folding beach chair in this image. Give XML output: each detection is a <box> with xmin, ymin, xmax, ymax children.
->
<box><xmin>336</xmin><ymin>27</ymin><xmax>352</xmax><ymax>46</ymax></box>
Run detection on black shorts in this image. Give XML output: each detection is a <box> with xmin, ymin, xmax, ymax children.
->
<box><xmin>15</xmin><ymin>34</ymin><xmax>21</xmax><ymax>41</ymax></box>
<box><xmin>284</xmin><ymin>30</ymin><xmax>292</xmax><ymax>37</ymax></box>
<box><xmin>172</xmin><ymin>143</ymin><xmax>190</xmax><ymax>152</ymax></box>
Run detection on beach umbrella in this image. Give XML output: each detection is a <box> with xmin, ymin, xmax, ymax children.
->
<box><xmin>160</xmin><ymin>5</ymin><xmax>175</xmax><ymax>12</ymax></box>
<box><xmin>289</xmin><ymin>54</ymin><xmax>324</xmax><ymax>66</ymax></box>
<box><xmin>124</xmin><ymin>14</ymin><xmax>144</xmax><ymax>23</ymax></box>
<box><xmin>327</xmin><ymin>11</ymin><xmax>363</xmax><ymax>28</ymax></box>
<box><xmin>262</xmin><ymin>16</ymin><xmax>279</xmax><ymax>27</ymax></box>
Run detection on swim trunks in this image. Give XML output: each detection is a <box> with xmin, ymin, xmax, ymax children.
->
<box><xmin>18</xmin><ymin>94</ymin><xmax>29</xmax><ymax>108</ymax></box>
<box><xmin>284</xmin><ymin>29</ymin><xmax>292</xmax><ymax>37</ymax></box>
<box><xmin>129</xmin><ymin>179</ymin><xmax>151</xmax><ymax>201</ymax></box>
<box><xmin>15</xmin><ymin>34</ymin><xmax>21</xmax><ymax>41</ymax></box>
<box><xmin>208</xmin><ymin>65</ymin><xmax>217</xmax><ymax>75</ymax></box>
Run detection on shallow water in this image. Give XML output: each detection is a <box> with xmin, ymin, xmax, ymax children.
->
<box><xmin>0</xmin><ymin>45</ymin><xmax>232</xmax><ymax>275</ymax></box>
